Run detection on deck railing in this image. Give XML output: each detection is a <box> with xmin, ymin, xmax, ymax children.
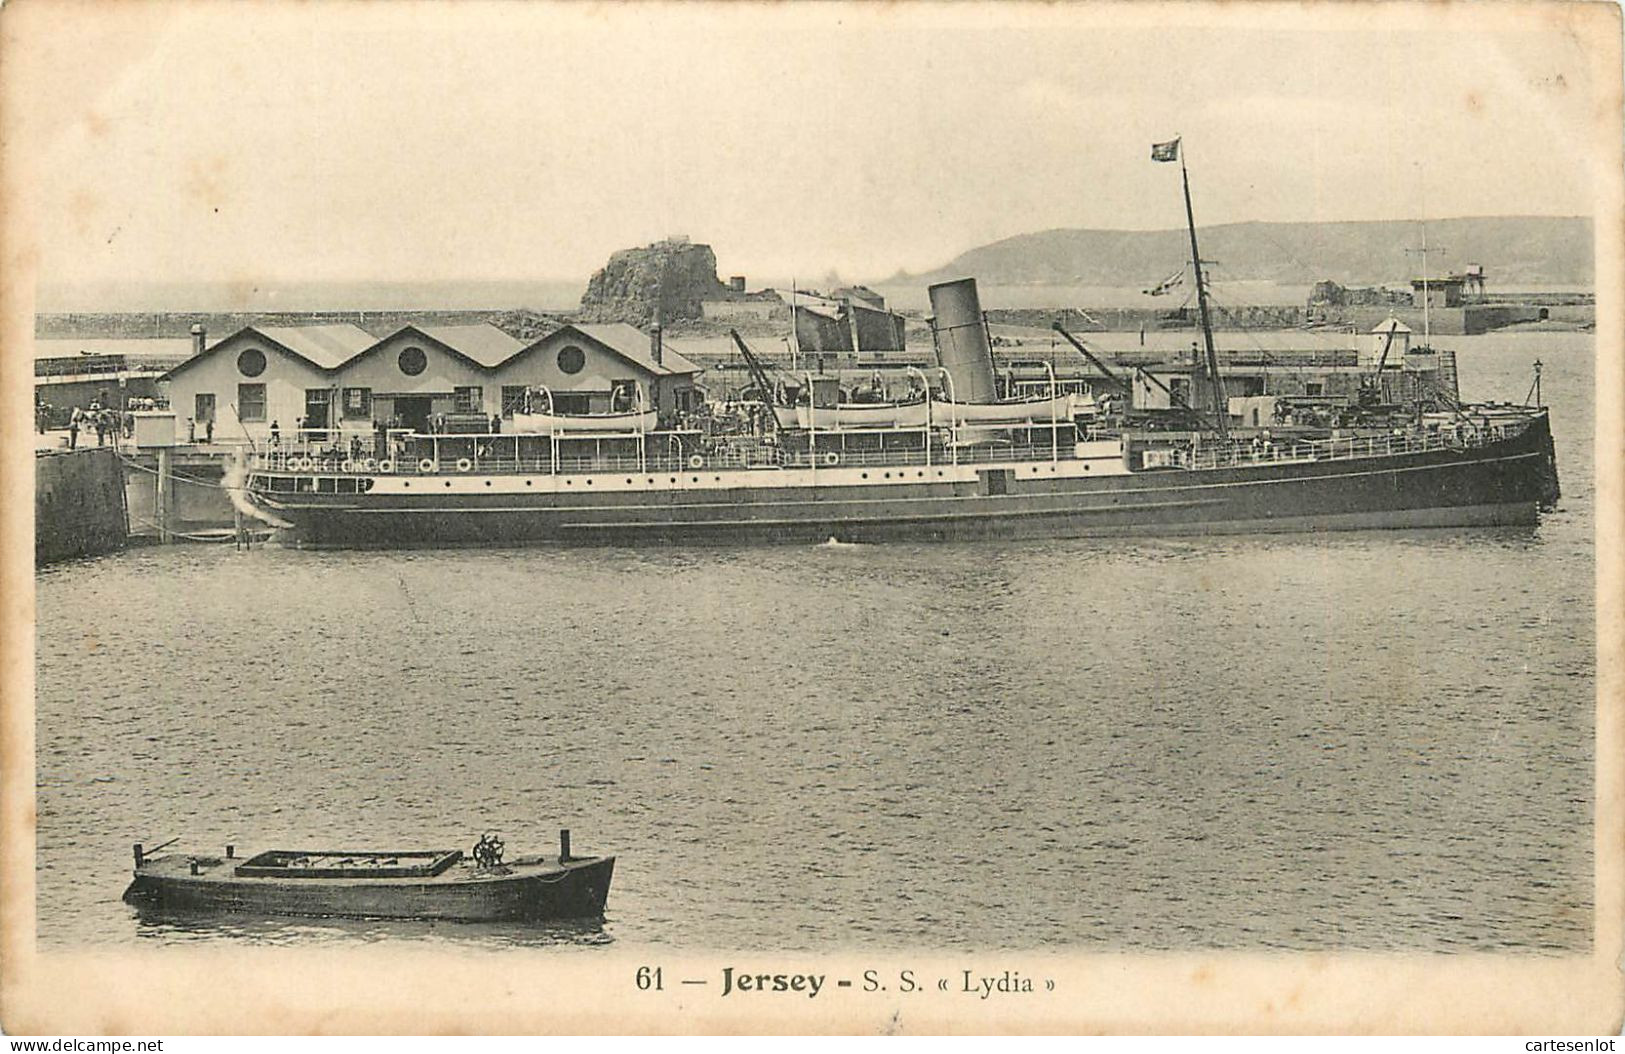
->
<box><xmin>248</xmin><ymin>421</ymin><xmax>1526</xmax><ymax>478</ymax></box>
<box><xmin>1173</xmin><ymin>423</ymin><xmax>1515</xmax><ymax>471</ymax></box>
<box><xmin>248</xmin><ymin>438</ymin><xmax>1079</xmax><ymax>476</ymax></box>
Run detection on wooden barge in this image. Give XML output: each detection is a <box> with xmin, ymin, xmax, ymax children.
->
<box><xmin>123</xmin><ymin>832</ymin><xmax>614</xmax><ymax>922</ymax></box>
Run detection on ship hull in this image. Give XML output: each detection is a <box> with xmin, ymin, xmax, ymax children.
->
<box><xmin>251</xmin><ymin>416</ymin><xmax>1555</xmax><ymax>548</ymax></box>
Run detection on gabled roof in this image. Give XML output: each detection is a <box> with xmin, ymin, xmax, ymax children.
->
<box><xmin>159</xmin><ymin>323</ymin><xmax>377</xmax><ymax>380</ymax></box>
<box><xmin>415</xmin><ymin>324</ymin><xmax>525</xmax><ymax>368</ymax></box>
<box><xmin>567</xmin><ymin>323</ymin><xmax>702</xmax><ymax>376</ymax></box>
<box><xmin>343</xmin><ymin>323</ymin><xmax>523</xmax><ymax>373</ymax></box>
<box><xmin>1370</xmin><ymin>318</ymin><xmax>1413</xmax><ymax>334</ymax></box>
<box><xmin>252</xmin><ymin>325</ymin><xmax>377</xmax><ymax>369</ymax></box>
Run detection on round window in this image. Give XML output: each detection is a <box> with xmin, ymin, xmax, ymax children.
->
<box><xmin>557</xmin><ymin>345</ymin><xmax>586</xmax><ymax>375</ymax></box>
<box><xmin>398</xmin><ymin>346</ymin><xmax>427</xmax><ymax>376</ymax></box>
<box><xmin>237</xmin><ymin>348</ymin><xmax>267</xmax><ymax>377</ymax></box>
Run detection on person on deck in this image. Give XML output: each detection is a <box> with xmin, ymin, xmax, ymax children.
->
<box><xmin>269</xmin><ymin>420</ymin><xmax>281</xmax><ymax>446</ymax></box>
<box><xmin>68</xmin><ymin>409</ymin><xmax>80</xmax><ymax>450</ymax></box>
<box><xmin>205</xmin><ymin>417</ymin><xmax>214</xmax><ymax>443</ymax></box>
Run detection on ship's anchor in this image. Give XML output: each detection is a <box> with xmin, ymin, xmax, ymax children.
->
<box><xmin>472</xmin><ymin>831</ymin><xmax>505</xmax><ymax>869</ymax></box>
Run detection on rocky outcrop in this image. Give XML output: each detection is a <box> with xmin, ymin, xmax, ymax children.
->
<box><xmin>579</xmin><ymin>239</ymin><xmax>729</xmax><ymax>325</ymax></box>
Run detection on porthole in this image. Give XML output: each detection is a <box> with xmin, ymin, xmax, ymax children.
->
<box><xmin>398</xmin><ymin>346</ymin><xmax>427</xmax><ymax>376</ymax></box>
<box><xmin>557</xmin><ymin>345</ymin><xmax>586</xmax><ymax>375</ymax></box>
<box><xmin>237</xmin><ymin>348</ymin><xmax>266</xmax><ymax>377</ymax></box>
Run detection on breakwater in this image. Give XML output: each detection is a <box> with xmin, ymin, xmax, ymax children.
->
<box><xmin>36</xmin><ymin>309</ymin><xmax>528</xmax><ymax>341</ymax></box>
<box><xmin>36</xmin><ymin>447</ymin><xmax>128</xmax><ymax>565</ymax></box>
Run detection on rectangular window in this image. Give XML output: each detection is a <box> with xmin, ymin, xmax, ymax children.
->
<box><xmin>194</xmin><ymin>393</ymin><xmax>216</xmax><ymax>424</ymax></box>
<box><xmin>1306</xmin><ymin>383</ymin><xmax>1324</xmax><ymax>397</ymax></box>
<box><xmin>304</xmin><ymin>388</ymin><xmax>332</xmax><ymax>433</ymax></box>
<box><xmin>552</xmin><ymin>393</ymin><xmax>590</xmax><ymax>414</ymax></box>
<box><xmin>238</xmin><ymin>383</ymin><xmax>266</xmax><ymax>422</ymax></box>
<box><xmin>501</xmin><ymin>385</ymin><xmax>529</xmax><ymax>417</ymax></box>
<box><xmin>342</xmin><ymin>387</ymin><xmax>373</xmax><ymax>419</ymax></box>
<box><xmin>454</xmin><ymin>386</ymin><xmax>483</xmax><ymax>413</ymax></box>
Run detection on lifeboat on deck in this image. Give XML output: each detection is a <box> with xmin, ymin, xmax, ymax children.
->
<box><xmin>510</xmin><ymin>409</ymin><xmax>658</xmax><ymax>434</ymax></box>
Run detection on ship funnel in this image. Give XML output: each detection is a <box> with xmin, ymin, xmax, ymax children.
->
<box><xmin>927</xmin><ymin>278</ymin><xmax>997</xmax><ymax>402</ymax></box>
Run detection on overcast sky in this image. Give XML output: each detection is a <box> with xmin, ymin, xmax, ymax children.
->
<box><xmin>6</xmin><ymin>1</ymin><xmax>1615</xmax><ymax>297</ymax></box>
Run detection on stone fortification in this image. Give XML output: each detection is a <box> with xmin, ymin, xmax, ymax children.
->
<box><xmin>579</xmin><ymin>239</ymin><xmax>729</xmax><ymax>326</ymax></box>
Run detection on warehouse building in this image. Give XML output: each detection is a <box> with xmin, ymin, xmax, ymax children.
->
<box><xmin>158</xmin><ymin>320</ymin><xmax>703</xmax><ymax>444</ymax></box>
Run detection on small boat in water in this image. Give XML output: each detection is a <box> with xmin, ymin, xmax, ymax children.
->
<box><xmin>123</xmin><ymin>830</ymin><xmax>614</xmax><ymax>922</ymax></box>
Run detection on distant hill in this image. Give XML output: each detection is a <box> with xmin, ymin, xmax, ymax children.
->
<box><xmin>902</xmin><ymin>216</ymin><xmax>1593</xmax><ymax>289</ymax></box>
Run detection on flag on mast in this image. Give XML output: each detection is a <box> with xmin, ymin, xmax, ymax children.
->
<box><xmin>1151</xmin><ymin>138</ymin><xmax>1181</xmax><ymax>163</ymax></box>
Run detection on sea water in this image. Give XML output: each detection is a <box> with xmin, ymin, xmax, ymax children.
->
<box><xmin>33</xmin><ymin>333</ymin><xmax>1596</xmax><ymax>950</ymax></box>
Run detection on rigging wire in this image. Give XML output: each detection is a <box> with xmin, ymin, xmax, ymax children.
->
<box><xmin>114</xmin><ymin>450</ymin><xmax>241</xmax><ymax>491</ymax></box>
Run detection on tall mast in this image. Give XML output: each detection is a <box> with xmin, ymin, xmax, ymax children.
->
<box><xmin>1178</xmin><ymin>144</ymin><xmax>1228</xmax><ymax>437</ymax></box>
<box><xmin>1406</xmin><ymin>228</ymin><xmax>1444</xmax><ymax>350</ymax></box>
<box><xmin>1420</xmin><ymin>225</ymin><xmax>1430</xmax><ymax>345</ymax></box>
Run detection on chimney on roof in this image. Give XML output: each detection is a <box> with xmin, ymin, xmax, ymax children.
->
<box><xmin>190</xmin><ymin>323</ymin><xmax>206</xmax><ymax>357</ymax></box>
<box><xmin>650</xmin><ymin>313</ymin><xmax>663</xmax><ymax>366</ymax></box>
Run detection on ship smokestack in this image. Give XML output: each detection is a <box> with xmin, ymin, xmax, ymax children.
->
<box><xmin>190</xmin><ymin>323</ymin><xmax>206</xmax><ymax>358</ymax></box>
<box><xmin>927</xmin><ymin>278</ymin><xmax>997</xmax><ymax>403</ymax></box>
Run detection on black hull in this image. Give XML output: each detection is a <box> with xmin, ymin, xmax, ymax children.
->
<box><xmin>123</xmin><ymin>856</ymin><xmax>614</xmax><ymax>922</ymax></box>
<box><xmin>253</xmin><ymin>415</ymin><xmax>1557</xmax><ymax>549</ymax></box>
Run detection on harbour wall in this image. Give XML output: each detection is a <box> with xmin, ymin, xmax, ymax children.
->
<box><xmin>36</xmin><ymin>448</ymin><xmax>129</xmax><ymax>565</ymax></box>
<box><xmin>996</xmin><ymin>303</ymin><xmax>1593</xmax><ymax>336</ymax></box>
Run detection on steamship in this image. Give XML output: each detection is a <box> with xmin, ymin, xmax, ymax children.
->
<box><xmin>243</xmin><ymin>146</ymin><xmax>1561</xmax><ymax>548</ymax></box>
